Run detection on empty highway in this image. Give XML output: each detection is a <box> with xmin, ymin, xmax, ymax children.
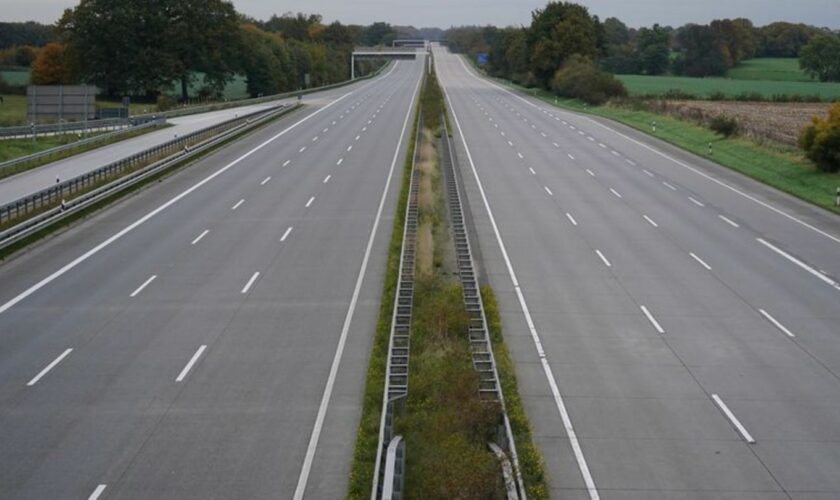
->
<box><xmin>0</xmin><ymin>57</ymin><xmax>423</xmax><ymax>499</ymax></box>
<box><xmin>436</xmin><ymin>45</ymin><xmax>840</xmax><ymax>499</ymax></box>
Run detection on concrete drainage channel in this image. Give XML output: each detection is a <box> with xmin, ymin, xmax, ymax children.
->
<box><xmin>0</xmin><ymin>103</ymin><xmax>299</xmax><ymax>253</ymax></box>
<box><xmin>440</xmin><ymin>118</ymin><xmax>526</xmax><ymax>499</ymax></box>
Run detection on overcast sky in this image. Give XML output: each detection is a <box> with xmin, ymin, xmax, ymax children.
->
<box><xmin>6</xmin><ymin>0</ymin><xmax>840</xmax><ymax>29</ymax></box>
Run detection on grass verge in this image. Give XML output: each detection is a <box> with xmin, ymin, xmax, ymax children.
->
<box><xmin>0</xmin><ymin>105</ymin><xmax>303</xmax><ymax>260</ymax></box>
<box><xmin>467</xmin><ymin>58</ymin><xmax>840</xmax><ymax>215</ymax></box>
<box><xmin>346</xmin><ymin>97</ymin><xmax>420</xmax><ymax>500</ymax></box>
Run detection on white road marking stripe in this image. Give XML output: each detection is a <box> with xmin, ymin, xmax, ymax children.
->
<box><xmin>507</xmin><ymin>141</ymin><xmax>513</xmax><ymax>146</ymax></box>
<box><xmin>756</xmin><ymin>238</ymin><xmax>839</xmax><ymax>289</ymax></box>
<box><xmin>643</xmin><ymin>215</ymin><xmax>658</xmax><ymax>227</ymax></box>
<box><xmin>261</xmin><ymin>176</ymin><xmax>271</xmax><ymax>185</ymax></box>
<box><xmin>280</xmin><ymin>226</ymin><xmax>293</xmax><ymax>242</ymax></box>
<box><xmin>501</xmin><ymin>131</ymin><xmax>506</xmax><ymax>136</ymax></box>
<box><xmin>355</xmin><ymin>135</ymin><xmax>360</xmax><ymax>141</ymax></box>
<box><xmin>191</xmin><ymin>229</ymin><xmax>209</xmax><ymax>245</ymax></box>
<box><xmin>88</xmin><ymin>484</ymin><xmax>107</xmax><ymax>500</ymax></box>
<box><xmin>296</xmin><ymin>67</ymin><xmax>421</xmax><ymax>500</ymax></box>
<box><xmin>305</xmin><ymin>196</ymin><xmax>315</xmax><ymax>208</ymax></box>
<box><xmin>541</xmin><ymin>132</ymin><xmax>547</xmax><ymax>137</ymax></box>
<box><xmin>611</xmin><ymin>150</ymin><xmax>620</xmax><ymax>156</ymax></box>
<box><xmin>347</xmin><ymin>145</ymin><xmax>352</xmax><ymax>152</ymax></box>
<box><xmin>595</xmin><ymin>250</ymin><xmax>611</xmax><ymax>267</ymax></box>
<box><xmin>570</xmin><ymin>125</ymin><xmax>577</xmax><ymax>130</ymax></box>
<box><xmin>544</xmin><ymin>186</ymin><xmax>553</xmax><ymax>196</ymax></box>
<box><xmin>626</xmin><ymin>159</ymin><xmax>636</xmax><ymax>166</ymax></box>
<box><xmin>689</xmin><ymin>197</ymin><xmax>705</xmax><ymax>207</ymax></box>
<box><xmin>241</xmin><ymin>272</ymin><xmax>260</xmax><ymax>294</ymax></box>
<box><xmin>712</xmin><ymin>394</ymin><xmax>755</xmax><ymax>443</ymax></box>
<box><xmin>578</xmin><ymin>131</ymin><xmax>585</xmax><ymax>136</ymax></box>
<box><xmin>299</xmin><ymin>146</ymin><xmax>307</xmax><ymax>153</ymax></box>
<box><xmin>129</xmin><ymin>274</ymin><xmax>158</xmax><ymax>298</ymax></box>
<box><xmin>444</xmin><ymin>76</ymin><xmax>597</xmax><ymax>500</ymax></box>
<box><xmin>312</xmin><ymin>136</ymin><xmax>318</xmax><ymax>142</ymax></box>
<box><xmin>586</xmin><ymin>169</ymin><xmax>595</xmax><ymax>177</ymax></box>
<box><xmin>283</xmin><ymin>160</ymin><xmax>291</xmax><ymax>167</ymax></box>
<box><xmin>566</xmin><ymin>213</ymin><xmax>578</xmax><ymax>226</ymax></box>
<box><xmin>27</xmin><ymin>348</ymin><xmax>73</xmax><ymax>386</ymax></box>
<box><xmin>332</xmin><ymin>121</ymin><xmax>336</xmax><ymax>125</ymax></box>
<box><xmin>176</xmin><ymin>345</ymin><xmax>207</xmax><ymax>382</ymax></box>
<box><xmin>663</xmin><ymin>181</ymin><xmax>677</xmax><ymax>191</ymax></box>
<box><xmin>690</xmin><ymin>252</ymin><xmax>712</xmax><ymax>270</ymax></box>
<box><xmin>0</xmin><ymin>81</ymin><xmax>368</xmax><ymax>316</ymax></box>
<box><xmin>231</xmin><ymin>199</ymin><xmax>244</xmax><ymax>210</ymax></box>
<box><xmin>323</xmin><ymin>128</ymin><xmax>329</xmax><ymax>133</ymax></box>
<box><xmin>588</xmin><ymin>136</ymin><xmax>595</xmax><ymax>141</ymax></box>
<box><xmin>337</xmin><ymin>158</ymin><xmax>344</xmax><ymax>165</ymax></box>
<box><xmin>517</xmin><ymin>152</ymin><xmax>524</xmax><ymax>159</ymax></box>
<box><xmin>529</xmin><ymin>167</ymin><xmax>536</xmax><ymax>175</ymax></box>
<box><xmin>553</xmin><ymin>142</ymin><xmax>560</xmax><ymax>148</ymax></box>
<box><xmin>323</xmin><ymin>175</ymin><xmax>331</xmax><ymax>184</ymax></box>
<box><xmin>640</xmin><ymin>305</ymin><xmax>665</xmax><ymax>333</ymax></box>
<box><xmin>598</xmin><ymin>143</ymin><xmax>606</xmax><ymax>148</ymax></box>
<box><xmin>610</xmin><ymin>188</ymin><xmax>622</xmax><ymax>198</ymax></box>
<box><xmin>568</xmin><ymin>154</ymin><xmax>575</xmax><ymax>160</ymax></box>
<box><xmin>362</xmin><ymin>126</ymin><xmax>367</xmax><ymax>131</ymax></box>
<box><xmin>643</xmin><ymin>169</ymin><xmax>654</xmax><ymax>177</ymax></box>
<box><xmin>719</xmin><ymin>215</ymin><xmax>740</xmax><ymax>228</ymax></box>
<box><xmin>759</xmin><ymin>309</ymin><xmax>796</xmax><ymax>338</ymax></box>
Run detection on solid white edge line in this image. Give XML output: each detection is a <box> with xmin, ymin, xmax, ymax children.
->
<box><xmin>690</xmin><ymin>252</ymin><xmax>712</xmax><ymax>271</ymax></box>
<box><xmin>640</xmin><ymin>305</ymin><xmax>665</xmax><ymax>334</ymax></box>
<box><xmin>305</xmin><ymin>196</ymin><xmax>315</xmax><ymax>208</ymax></box>
<box><xmin>191</xmin><ymin>229</ymin><xmax>209</xmax><ymax>245</ymax></box>
<box><xmin>444</xmin><ymin>58</ymin><xmax>600</xmax><ymax>500</ymax></box>
<box><xmin>280</xmin><ymin>226</ymin><xmax>293</xmax><ymax>242</ymax></box>
<box><xmin>756</xmin><ymin>238</ymin><xmax>839</xmax><ymax>289</ymax></box>
<box><xmin>759</xmin><ymin>309</ymin><xmax>796</xmax><ymax>338</ymax></box>
<box><xmin>294</xmin><ymin>59</ymin><xmax>422</xmax><ymax>500</ymax></box>
<box><xmin>566</xmin><ymin>213</ymin><xmax>578</xmax><ymax>226</ymax></box>
<box><xmin>88</xmin><ymin>484</ymin><xmax>107</xmax><ymax>500</ymax></box>
<box><xmin>175</xmin><ymin>345</ymin><xmax>207</xmax><ymax>382</ymax></box>
<box><xmin>712</xmin><ymin>394</ymin><xmax>756</xmax><ymax>443</ymax></box>
<box><xmin>27</xmin><ymin>348</ymin><xmax>73</xmax><ymax>386</ymax></box>
<box><xmin>0</xmin><ymin>83</ymin><xmax>372</xmax><ymax>316</ymax></box>
<box><xmin>643</xmin><ymin>215</ymin><xmax>658</xmax><ymax>227</ymax></box>
<box><xmin>456</xmin><ymin>54</ymin><xmax>840</xmax><ymax>246</ymax></box>
<box><xmin>130</xmin><ymin>275</ymin><xmax>157</xmax><ymax>297</ymax></box>
<box><xmin>595</xmin><ymin>250</ymin><xmax>611</xmax><ymax>268</ymax></box>
<box><xmin>240</xmin><ymin>272</ymin><xmax>260</xmax><ymax>294</ymax></box>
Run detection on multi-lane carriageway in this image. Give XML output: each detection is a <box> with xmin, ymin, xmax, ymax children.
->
<box><xmin>0</xmin><ymin>58</ymin><xmax>424</xmax><ymax>498</ymax></box>
<box><xmin>436</xmin><ymin>45</ymin><xmax>840</xmax><ymax>499</ymax></box>
<box><xmin>2</xmin><ymin>40</ymin><xmax>840</xmax><ymax>500</ymax></box>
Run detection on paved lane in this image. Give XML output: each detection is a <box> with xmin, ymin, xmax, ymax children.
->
<box><xmin>0</xmin><ymin>57</ymin><xmax>423</xmax><ymax>499</ymax></box>
<box><xmin>436</xmin><ymin>45</ymin><xmax>840</xmax><ymax>499</ymax></box>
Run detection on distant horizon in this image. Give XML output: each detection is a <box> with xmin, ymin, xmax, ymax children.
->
<box><xmin>3</xmin><ymin>0</ymin><xmax>839</xmax><ymax>31</ymax></box>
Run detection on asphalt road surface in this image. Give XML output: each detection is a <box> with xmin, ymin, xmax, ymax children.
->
<box><xmin>436</xmin><ymin>45</ymin><xmax>840</xmax><ymax>500</ymax></box>
<box><xmin>0</xmin><ymin>57</ymin><xmax>424</xmax><ymax>499</ymax></box>
<box><xmin>0</xmin><ymin>77</ymin><xmax>388</xmax><ymax>206</ymax></box>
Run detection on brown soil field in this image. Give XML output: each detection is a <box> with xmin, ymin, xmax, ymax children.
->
<box><xmin>651</xmin><ymin>100</ymin><xmax>831</xmax><ymax>146</ymax></box>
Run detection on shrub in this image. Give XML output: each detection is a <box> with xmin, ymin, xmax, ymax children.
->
<box><xmin>156</xmin><ymin>94</ymin><xmax>176</xmax><ymax>112</ymax></box>
<box><xmin>551</xmin><ymin>55</ymin><xmax>627</xmax><ymax>105</ymax></box>
<box><xmin>708</xmin><ymin>91</ymin><xmax>726</xmax><ymax>101</ymax></box>
<box><xmin>799</xmin><ymin>102</ymin><xmax>840</xmax><ymax>173</ymax></box>
<box><xmin>709</xmin><ymin>115</ymin><xmax>739</xmax><ymax>137</ymax></box>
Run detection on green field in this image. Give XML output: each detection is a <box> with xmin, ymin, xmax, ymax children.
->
<box><xmin>727</xmin><ymin>58</ymin><xmax>814</xmax><ymax>82</ymax></box>
<box><xmin>617</xmin><ymin>73</ymin><xmax>840</xmax><ymax>100</ymax></box>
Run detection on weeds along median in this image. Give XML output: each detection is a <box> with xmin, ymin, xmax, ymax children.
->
<box><xmin>349</xmin><ymin>66</ymin><xmax>547</xmax><ymax>498</ymax></box>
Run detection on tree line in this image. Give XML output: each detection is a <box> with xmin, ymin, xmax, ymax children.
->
<box><xmin>446</xmin><ymin>2</ymin><xmax>840</xmax><ymax>91</ymax></box>
<box><xmin>1</xmin><ymin>1</ymin><xmax>405</xmax><ymax>101</ymax></box>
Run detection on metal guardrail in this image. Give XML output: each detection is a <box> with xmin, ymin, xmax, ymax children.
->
<box><xmin>0</xmin><ymin>103</ymin><xmax>294</xmax><ymax>240</ymax></box>
<box><xmin>0</xmin><ymin>118</ymin><xmax>134</xmax><ymax>140</ymax></box>
<box><xmin>0</xmin><ymin>119</ymin><xmax>166</xmax><ymax>175</ymax></box>
<box><xmin>372</xmin><ymin>115</ymin><xmax>422</xmax><ymax>500</ymax></box>
<box><xmin>382</xmin><ymin>436</ymin><xmax>405</xmax><ymax>500</ymax></box>
<box><xmin>440</xmin><ymin>117</ymin><xmax>525</xmax><ymax>498</ymax></box>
